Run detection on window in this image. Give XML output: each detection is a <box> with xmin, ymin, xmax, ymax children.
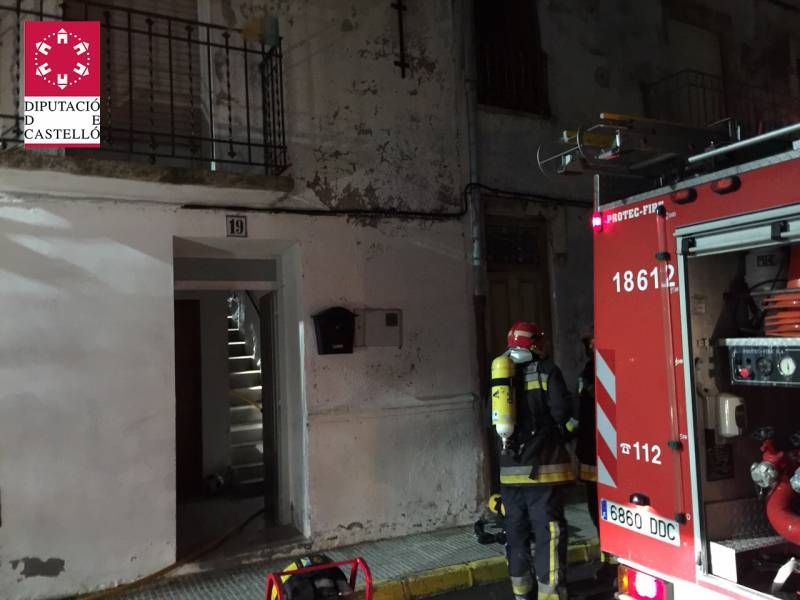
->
<box><xmin>475</xmin><ymin>0</ymin><xmax>549</xmax><ymax>115</ymax></box>
<box><xmin>63</xmin><ymin>0</ymin><xmax>203</xmax><ymax>160</ymax></box>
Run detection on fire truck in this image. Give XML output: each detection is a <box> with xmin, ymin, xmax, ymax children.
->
<box><xmin>539</xmin><ymin>116</ymin><xmax>800</xmax><ymax>599</ymax></box>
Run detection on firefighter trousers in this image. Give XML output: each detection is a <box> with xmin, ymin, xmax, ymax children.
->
<box><xmin>501</xmin><ymin>484</ymin><xmax>567</xmax><ymax>600</ymax></box>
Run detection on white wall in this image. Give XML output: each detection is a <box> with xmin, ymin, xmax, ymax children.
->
<box><xmin>0</xmin><ymin>183</ymin><xmax>478</xmax><ymax>599</ymax></box>
<box><xmin>0</xmin><ymin>199</ymin><xmax>177</xmax><ymax>599</ymax></box>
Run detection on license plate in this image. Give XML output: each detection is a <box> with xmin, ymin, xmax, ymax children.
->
<box><xmin>600</xmin><ymin>499</ymin><xmax>680</xmax><ymax>546</ymax></box>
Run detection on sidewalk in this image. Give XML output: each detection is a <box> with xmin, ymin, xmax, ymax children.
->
<box><xmin>111</xmin><ymin>503</ymin><xmax>598</xmax><ymax>600</ymax></box>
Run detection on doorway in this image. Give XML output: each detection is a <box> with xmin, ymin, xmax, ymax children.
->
<box><xmin>485</xmin><ymin>213</ymin><xmax>553</xmax><ymax>358</ymax></box>
<box><xmin>173</xmin><ymin>290</ymin><xmax>276</xmax><ymax>559</ymax></box>
<box><xmin>172</xmin><ymin>250</ymin><xmax>297</xmax><ymax>559</ymax></box>
<box><xmin>483</xmin><ymin>211</ymin><xmax>554</xmax><ymax>487</ymax></box>
<box><xmin>175</xmin><ymin>299</ymin><xmax>203</xmax><ymax>505</ymax></box>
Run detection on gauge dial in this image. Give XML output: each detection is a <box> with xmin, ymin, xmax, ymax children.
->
<box><xmin>756</xmin><ymin>357</ymin><xmax>773</xmax><ymax>376</ymax></box>
<box><xmin>779</xmin><ymin>356</ymin><xmax>797</xmax><ymax>377</ymax></box>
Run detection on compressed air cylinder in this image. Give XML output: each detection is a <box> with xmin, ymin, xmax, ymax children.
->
<box><xmin>491</xmin><ymin>355</ymin><xmax>516</xmax><ymax>452</ymax></box>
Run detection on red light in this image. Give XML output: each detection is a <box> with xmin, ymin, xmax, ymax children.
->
<box><xmin>711</xmin><ymin>176</ymin><xmax>741</xmax><ymax>195</ymax></box>
<box><xmin>592</xmin><ymin>212</ymin><xmax>603</xmax><ymax>232</ymax></box>
<box><xmin>671</xmin><ymin>188</ymin><xmax>697</xmax><ymax>205</ymax></box>
<box><xmin>618</xmin><ymin>565</ymin><xmax>670</xmax><ymax>600</ymax></box>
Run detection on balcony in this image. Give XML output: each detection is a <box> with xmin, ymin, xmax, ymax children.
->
<box><xmin>643</xmin><ymin>69</ymin><xmax>800</xmax><ymax>136</ymax></box>
<box><xmin>0</xmin><ymin>0</ymin><xmax>288</xmax><ymax>176</ymax></box>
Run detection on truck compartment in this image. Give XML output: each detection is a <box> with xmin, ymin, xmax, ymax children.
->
<box><xmin>686</xmin><ymin>244</ymin><xmax>800</xmax><ymax>598</ymax></box>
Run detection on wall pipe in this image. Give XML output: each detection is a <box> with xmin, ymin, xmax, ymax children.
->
<box><xmin>181</xmin><ymin>183</ymin><xmax>590</xmax><ymax>219</ymax></box>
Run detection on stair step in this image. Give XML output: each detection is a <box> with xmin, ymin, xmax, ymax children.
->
<box><xmin>230</xmin><ymin>421</ymin><xmax>263</xmax><ymax>444</ymax></box>
<box><xmin>228</xmin><ymin>355</ymin><xmax>255</xmax><ymax>372</ymax></box>
<box><xmin>239</xmin><ymin>477</ymin><xmax>265</xmax><ymax>485</ymax></box>
<box><xmin>230</xmin><ymin>386</ymin><xmax>262</xmax><ymax>407</ymax></box>
<box><xmin>231</xmin><ymin>422</ymin><xmax>262</xmax><ymax>432</ymax></box>
<box><xmin>232</xmin><ymin>443</ymin><xmax>263</xmax><ymax>464</ymax></box>
<box><xmin>230</xmin><ymin>403</ymin><xmax>261</xmax><ymax>413</ymax></box>
<box><xmin>234</xmin><ymin>477</ymin><xmax>265</xmax><ymax>497</ymax></box>
<box><xmin>230</xmin><ymin>369</ymin><xmax>261</xmax><ymax>388</ymax></box>
<box><xmin>233</xmin><ymin>461</ymin><xmax>263</xmax><ymax>469</ymax></box>
<box><xmin>228</xmin><ymin>329</ymin><xmax>244</xmax><ymax>342</ymax></box>
<box><xmin>231</xmin><ymin>462</ymin><xmax>264</xmax><ymax>482</ymax></box>
<box><xmin>228</xmin><ymin>341</ymin><xmax>248</xmax><ymax>357</ymax></box>
<box><xmin>230</xmin><ymin>404</ymin><xmax>261</xmax><ymax>425</ymax></box>
<box><xmin>231</xmin><ymin>440</ymin><xmax>263</xmax><ymax>450</ymax></box>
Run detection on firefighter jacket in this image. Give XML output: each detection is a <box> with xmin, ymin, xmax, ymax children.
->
<box><xmin>575</xmin><ymin>357</ymin><xmax>598</xmax><ymax>482</ymax></box>
<box><xmin>499</xmin><ymin>357</ymin><xmax>576</xmax><ymax>486</ymax></box>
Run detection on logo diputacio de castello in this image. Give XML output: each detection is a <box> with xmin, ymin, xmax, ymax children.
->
<box><xmin>24</xmin><ymin>21</ymin><xmax>100</xmax><ymax>148</ymax></box>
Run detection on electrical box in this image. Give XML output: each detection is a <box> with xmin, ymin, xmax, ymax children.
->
<box><xmin>354</xmin><ymin>309</ymin><xmax>402</xmax><ymax>348</ymax></box>
<box><xmin>719</xmin><ymin>338</ymin><xmax>800</xmax><ymax>387</ymax></box>
<box><xmin>312</xmin><ymin>307</ymin><xmax>356</xmax><ymax>355</ymax></box>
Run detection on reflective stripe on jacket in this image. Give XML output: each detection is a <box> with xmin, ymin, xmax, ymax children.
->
<box><xmin>579</xmin><ymin>463</ymin><xmax>597</xmax><ymax>482</ymax></box>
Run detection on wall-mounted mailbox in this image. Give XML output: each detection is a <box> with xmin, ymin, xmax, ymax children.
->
<box><xmin>312</xmin><ymin>307</ymin><xmax>356</xmax><ymax>355</ymax></box>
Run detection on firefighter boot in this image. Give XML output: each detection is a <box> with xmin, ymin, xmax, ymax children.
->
<box><xmin>510</xmin><ymin>573</ymin><xmax>535</xmax><ymax>599</ymax></box>
<box><xmin>537</xmin><ymin>582</ymin><xmax>567</xmax><ymax>600</ymax></box>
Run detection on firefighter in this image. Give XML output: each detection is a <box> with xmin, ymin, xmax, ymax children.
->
<box><xmin>576</xmin><ymin>330</ymin><xmax>598</xmax><ymax>529</ymax></box>
<box><xmin>496</xmin><ymin>321</ymin><xmax>576</xmax><ymax>600</ymax></box>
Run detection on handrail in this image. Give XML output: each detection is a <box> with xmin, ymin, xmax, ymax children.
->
<box><xmin>688</xmin><ymin>122</ymin><xmax>800</xmax><ymax>164</ymax></box>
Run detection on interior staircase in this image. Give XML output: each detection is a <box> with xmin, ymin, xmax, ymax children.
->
<box><xmin>227</xmin><ymin>309</ymin><xmax>265</xmax><ymax>496</ymax></box>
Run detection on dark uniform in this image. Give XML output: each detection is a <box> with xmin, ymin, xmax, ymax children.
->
<box><xmin>576</xmin><ymin>353</ymin><xmax>599</xmax><ymax>529</ymax></box>
<box><xmin>500</xmin><ymin>356</ymin><xmax>575</xmax><ymax>600</ymax></box>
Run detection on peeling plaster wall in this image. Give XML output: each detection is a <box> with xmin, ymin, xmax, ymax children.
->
<box><xmin>201</xmin><ymin>0</ymin><xmax>468</xmax><ymax>213</ymax></box>
<box><xmin>0</xmin><ymin>186</ymin><xmax>479</xmax><ymax>599</ymax></box>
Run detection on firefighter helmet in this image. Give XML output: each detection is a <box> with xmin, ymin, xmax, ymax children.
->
<box><xmin>507</xmin><ymin>321</ymin><xmax>545</xmax><ymax>354</ymax></box>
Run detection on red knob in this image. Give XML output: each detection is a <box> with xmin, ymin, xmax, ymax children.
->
<box><xmin>738</xmin><ymin>367</ymin><xmax>751</xmax><ymax>379</ymax></box>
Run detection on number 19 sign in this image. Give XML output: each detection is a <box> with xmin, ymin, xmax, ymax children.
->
<box><xmin>226</xmin><ymin>215</ymin><xmax>247</xmax><ymax>238</ymax></box>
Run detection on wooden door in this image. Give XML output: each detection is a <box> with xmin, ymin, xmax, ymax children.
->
<box><xmin>485</xmin><ymin>215</ymin><xmax>553</xmax><ymax>359</ymax></box>
<box><xmin>174</xmin><ymin>299</ymin><xmax>203</xmax><ymax>503</ymax></box>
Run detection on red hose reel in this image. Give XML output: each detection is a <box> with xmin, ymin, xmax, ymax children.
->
<box><xmin>763</xmin><ymin>245</ymin><xmax>800</xmax><ymax>336</ymax></box>
<box><xmin>754</xmin><ymin>436</ymin><xmax>800</xmax><ymax>545</ymax></box>
<box><xmin>265</xmin><ymin>557</ymin><xmax>373</xmax><ymax>600</ymax></box>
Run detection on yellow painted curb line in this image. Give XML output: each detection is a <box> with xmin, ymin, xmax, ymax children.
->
<box><xmin>359</xmin><ymin>539</ymin><xmax>599</xmax><ymax>600</ymax></box>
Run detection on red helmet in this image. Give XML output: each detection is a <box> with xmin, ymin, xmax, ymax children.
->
<box><xmin>507</xmin><ymin>321</ymin><xmax>545</xmax><ymax>353</ymax></box>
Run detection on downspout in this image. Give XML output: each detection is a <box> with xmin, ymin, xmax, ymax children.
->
<box><xmin>463</xmin><ymin>1</ymin><xmax>482</xmax><ymax>281</ymax></box>
<box><xmin>461</xmin><ymin>0</ymin><xmax>496</xmax><ymax>494</ymax></box>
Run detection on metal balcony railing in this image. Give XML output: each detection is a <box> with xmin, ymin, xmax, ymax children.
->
<box><xmin>0</xmin><ymin>0</ymin><xmax>288</xmax><ymax>175</ymax></box>
<box><xmin>643</xmin><ymin>69</ymin><xmax>800</xmax><ymax>136</ymax></box>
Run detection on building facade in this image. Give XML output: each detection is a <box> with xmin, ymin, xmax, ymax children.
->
<box><xmin>1</xmin><ymin>0</ymin><xmax>799</xmax><ymax>598</ymax></box>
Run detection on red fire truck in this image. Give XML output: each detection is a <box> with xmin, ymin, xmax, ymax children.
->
<box><xmin>541</xmin><ymin>117</ymin><xmax>800</xmax><ymax>599</ymax></box>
